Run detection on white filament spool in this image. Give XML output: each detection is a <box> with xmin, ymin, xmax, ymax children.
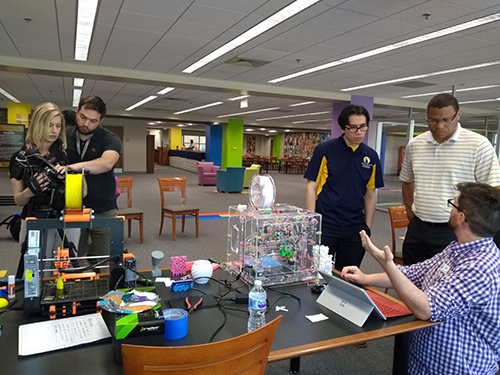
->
<box><xmin>248</xmin><ymin>174</ymin><xmax>276</xmax><ymax>209</ymax></box>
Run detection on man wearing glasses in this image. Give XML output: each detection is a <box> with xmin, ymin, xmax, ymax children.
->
<box><xmin>400</xmin><ymin>93</ymin><xmax>500</xmax><ymax>265</ymax></box>
<box><xmin>304</xmin><ymin>104</ymin><xmax>384</xmax><ymax>271</ymax></box>
<box><xmin>343</xmin><ymin>182</ymin><xmax>500</xmax><ymax>375</ymax></box>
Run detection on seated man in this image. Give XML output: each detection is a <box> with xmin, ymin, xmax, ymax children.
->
<box><xmin>342</xmin><ymin>182</ymin><xmax>500</xmax><ymax>375</ymax></box>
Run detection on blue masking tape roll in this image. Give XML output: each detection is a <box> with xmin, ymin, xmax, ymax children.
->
<box><xmin>163</xmin><ymin>308</ymin><xmax>188</xmax><ymax>340</ymax></box>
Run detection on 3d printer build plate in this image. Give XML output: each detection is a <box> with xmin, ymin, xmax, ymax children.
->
<box><xmin>41</xmin><ymin>278</ymin><xmax>110</xmax><ymax>318</ymax></box>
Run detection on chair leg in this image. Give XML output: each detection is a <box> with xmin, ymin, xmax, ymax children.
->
<box><xmin>172</xmin><ymin>215</ymin><xmax>176</xmax><ymax>241</ymax></box>
<box><xmin>127</xmin><ymin>219</ymin><xmax>132</xmax><ymax>238</ymax></box>
<box><xmin>139</xmin><ymin>215</ymin><xmax>143</xmax><ymax>244</ymax></box>
<box><xmin>181</xmin><ymin>215</ymin><xmax>186</xmax><ymax>233</ymax></box>
<box><xmin>195</xmin><ymin>212</ymin><xmax>199</xmax><ymax>237</ymax></box>
<box><xmin>159</xmin><ymin>212</ymin><xmax>164</xmax><ymax>235</ymax></box>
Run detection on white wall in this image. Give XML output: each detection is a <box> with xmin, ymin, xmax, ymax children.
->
<box><xmin>103</xmin><ymin>117</ymin><xmax>147</xmax><ymax>172</ymax></box>
<box><xmin>384</xmin><ymin>133</ymin><xmax>407</xmax><ymax>175</ymax></box>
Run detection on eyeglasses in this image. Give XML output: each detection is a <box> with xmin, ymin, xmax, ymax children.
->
<box><xmin>427</xmin><ymin>111</ymin><xmax>458</xmax><ymax>126</ymax></box>
<box><xmin>447</xmin><ymin>198</ymin><xmax>462</xmax><ymax>212</ymax></box>
<box><xmin>345</xmin><ymin>124</ymin><xmax>368</xmax><ymax>133</ymax></box>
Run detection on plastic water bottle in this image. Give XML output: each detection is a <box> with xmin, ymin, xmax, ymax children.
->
<box><xmin>247</xmin><ymin>280</ymin><xmax>266</xmax><ymax>332</ymax></box>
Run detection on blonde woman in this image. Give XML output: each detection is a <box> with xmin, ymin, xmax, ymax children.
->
<box><xmin>9</xmin><ymin>102</ymin><xmax>84</xmax><ymax>278</ymax></box>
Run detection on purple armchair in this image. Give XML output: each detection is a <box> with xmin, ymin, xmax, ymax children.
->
<box><xmin>197</xmin><ymin>162</ymin><xmax>220</xmax><ymax>186</ymax></box>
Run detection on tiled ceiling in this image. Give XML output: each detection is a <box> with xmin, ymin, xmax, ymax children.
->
<box><xmin>0</xmin><ymin>0</ymin><xmax>500</xmax><ymax>135</ymax></box>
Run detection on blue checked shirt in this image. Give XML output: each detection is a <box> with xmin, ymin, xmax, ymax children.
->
<box><xmin>398</xmin><ymin>238</ymin><xmax>500</xmax><ymax>375</ymax></box>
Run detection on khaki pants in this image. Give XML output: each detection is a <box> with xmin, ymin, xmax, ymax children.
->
<box><xmin>78</xmin><ymin>209</ymin><xmax>118</xmax><ymax>266</ymax></box>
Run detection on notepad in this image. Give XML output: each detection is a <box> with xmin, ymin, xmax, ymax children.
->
<box><xmin>19</xmin><ymin>313</ymin><xmax>111</xmax><ymax>356</ymax></box>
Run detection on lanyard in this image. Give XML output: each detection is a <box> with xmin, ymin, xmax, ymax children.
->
<box><xmin>76</xmin><ymin>134</ymin><xmax>93</xmax><ymax>159</ymax></box>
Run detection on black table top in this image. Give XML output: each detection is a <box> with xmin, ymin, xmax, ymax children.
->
<box><xmin>0</xmin><ymin>269</ymin><xmax>432</xmax><ymax>373</ymax></box>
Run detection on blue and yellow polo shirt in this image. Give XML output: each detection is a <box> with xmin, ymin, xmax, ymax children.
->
<box><xmin>304</xmin><ymin>136</ymin><xmax>384</xmax><ymax>226</ymax></box>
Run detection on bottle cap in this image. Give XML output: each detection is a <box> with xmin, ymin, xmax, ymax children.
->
<box><xmin>254</xmin><ymin>280</ymin><xmax>262</xmax><ymax>287</ymax></box>
<box><xmin>8</xmin><ymin>275</ymin><xmax>15</xmax><ymax>283</ymax></box>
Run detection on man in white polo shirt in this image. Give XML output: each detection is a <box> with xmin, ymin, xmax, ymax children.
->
<box><xmin>400</xmin><ymin>93</ymin><xmax>500</xmax><ymax>265</ymax></box>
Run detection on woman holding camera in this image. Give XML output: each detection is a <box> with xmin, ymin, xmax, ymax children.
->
<box><xmin>10</xmin><ymin>102</ymin><xmax>69</xmax><ymax>216</ymax></box>
<box><xmin>9</xmin><ymin>102</ymin><xmax>82</xmax><ymax>278</ymax></box>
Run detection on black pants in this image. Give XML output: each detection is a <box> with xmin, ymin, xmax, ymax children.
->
<box><xmin>402</xmin><ymin>216</ymin><xmax>456</xmax><ymax>266</ymax></box>
<box><xmin>321</xmin><ymin>222</ymin><xmax>370</xmax><ymax>271</ymax></box>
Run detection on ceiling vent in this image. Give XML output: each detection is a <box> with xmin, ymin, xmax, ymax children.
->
<box><xmin>225</xmin><ymin>56</ymin><xmax>270</xmax><ymax>68</ymax></box>
<box><xmin>393</xmin><ymin>81</ymin><xmax>435</xmax><ymax>89</ymax></box>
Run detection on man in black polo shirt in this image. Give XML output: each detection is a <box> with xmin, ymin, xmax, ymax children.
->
<box><xmin>304</xmin><ymin>104</ymin><xmax>384</xmax><ymax>271</ymax></box>
<box><xmin>66</xmin><ymin>95</ymin><xmax>121</xmax><ymax>263</ymax></box>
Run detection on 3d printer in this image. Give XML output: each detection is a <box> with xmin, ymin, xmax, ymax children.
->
<box><xmin>226</xmin><ymin>175</ymin><xmax>322</xmax><ymax>286</ymax></box>
<box><xmin>18</xmin><ymin>154</ymin><xmax>126</xmax><ymax>317</ymax></box>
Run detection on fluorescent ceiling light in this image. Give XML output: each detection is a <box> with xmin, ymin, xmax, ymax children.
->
<box><xmin>269</xmin><ymin>130</ymin><xmax>277</xmax><ymax>133</ymax></box>
<box><xmin>174</xmin><ymin>102</ymin><xmax>223</xmax><ymax>115</ymax></box>
<box><xmin>228</xmin><ymin>95</ymin><xmax>250</xmax><ymax>101</ymax></box>
<box><xmin>213</xmin><ymin>122</ymin><xmax>220</xmax><ymax>125</ymax></box>
<box><xmin>182</xmin><ymin>0</ymin><xmax>320</xmax><ymax>73</ymax></box>
<box><xmin>293</xmin><ymin>118</ymin><xmax>331</xmax><ymax>124</ymax></box>
<box><xmin>157</xmin><ymin>87</ymin><xmax>175</xmax><ymax>95</ymax></box>
<box><xmin>269</xmin><ymin>12</ymin><xmax>500</xmax><ymax>84</ymax></box>
<box><xmin>217</xmin><ymin>107</ymin><xmax>280</xmax><ymax>118</ymax></box>
<box><xmin>257</xmin><ymin>111</ymin><xmax>330</xmax><ymax>121</ymax></box>
<box><xmin>177</xmin><ymin>124</ymin><xmax>184</xmax><ymax>127</ymax></box>
<box><xmin>459</xmin><ymin>98</ymin><xmax>500</xmax><ymax>104</ymax></box>
<box><xmin>245</xmin><ymin>128</ymin><xmax>254</xmax><ymax>131</ymax></box>
<box><xmin>148</xmin><ymin>122</ymin><xmax>156</xmax><ymax>125</ymax></box>
<box><xmin>0</xmin><ymin>86</ymin><xmax>20</xmax><ymax>103</ymax></box>
<box><xmin>73</xmin><ymin>78</ymin><xmax>85</xmax><ymax>87</ymax></box>
<box><xmin>285</xmin><ymin>129</ymin><xmax>290</xmax><ymax>132</ymax></box>
<box><xmin>125</xmin><ymin>95</ymin><xmax>157</xmax><ymax>111</ymax></box>
<box><xmin>260</xmin><ymin>128</ymin><xmax>266</xmax><ymax>131</ymax></box>
<box><xmin>75</xmin><ymin>0</ymin><xmax>99</xmax><ymax>61</ymax></box>
<box><xmin>401</xmin><ymin>85</ymin><xmax>500</xmax><ymax>99</ymax></box>
<box><xmin>289</xmin><ymin>101</ymin><xmax>316</xmax><ymax>107</ymax></box>
<box><xmin>72</xmin><ymin>89</ymin><xmax>82</xmax><ymax>107</ymax></box>
<box><xmin>341</xmin><ymin>61</ymin><xmax>500</xmax><ymax>92</ymax></box>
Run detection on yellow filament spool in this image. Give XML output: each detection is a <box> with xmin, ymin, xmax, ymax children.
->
<box><xmin>65</xmin><ymin>173</ymin><xmax>84</xmax><ymax>209</ymax></box>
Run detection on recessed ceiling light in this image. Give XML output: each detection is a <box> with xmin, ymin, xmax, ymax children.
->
<box><xmin>182</xmin><ymin>0</ymin><xmax>320</xmax><ymax>73</ymax></box>
<box><xmin>174</xmin><ymin>102</ymin><xmax>223</xmax><ymax>115</ymax></box>
<box><xmin>72</xmin><ymin>89</ymin><xmax>82</xmax><ymax>107</ymax></box>
<box><xmin>0</xmin><ymin>86</ymin><xmax>20</xmax><ymax>103</ymax></box>
<box><xmin>341</xmin><ymin>61</ymin><xmax>500</xmax><ymax>91</ymax></box>
<box><xmin>285</xmin><ymin>129</ymin><xmax>291</xmax><ymax>132</ymax></box>
<box><xmin>401</xmin><ymin>85</ymin><xmax>500</xmax><ymax>99</ymax></box>
<box><xmin>293</xmin><ymin>118</ymin><xmax>331</xmax><ymax>124</ymax></box>
<box><xmin>73</xmin><ymin>78</ymin><xmax>85</xmax><ymax>87</ymax></box>
<box><xmin>269</xmin><ymin>12</ymin><xmax>500</xmax><ymax>83</ymax></box>
<box><xmin>75</xmin><ymin>0</ymin><xmax>99</xmax><ymax>61</ymax></box>
<box><xmin>260</xmin><ymin>128</ymin><xmax>266</xmax><ymax>131</ymax></box>
<box><xmin>289</xmin><ymin>101</ymin><xmax>316</xmax><ymax>107</ymax></box>
<box><xmin>125</xmin><ymin>96</ymin><xmax>157</xmax><ymax>111</ymax></box>
<box><xmin>177</xmin><ymin>124</ymin><xmax>184</xmax><ymax>127</ymax></box>
<box><xmin>459</xmin><ymin>98</ymin><xmax>500</xmax><ymax>104</ymax></box>
<box><xmin>213</xmin><ymin>122</ymin><xmax>220</xmax><ymax>125</ymax></box>
<box><xmin>257</xmin><ymin>111</ymin><xmax>330</xmax><ymax>121</ymax></box>
<box><xmin>157</xmin><ymin>87</ymin><xmax>175</xmax><ymax>95</ymax></box>
<box><xmin>245</xmin><ymin>128</ymin><xmax>254</xmax><ymax>131</ymax></box>
<box><xmin>228</xmin><ymin>95</ymin><xmax>250</xmax><ymax>101</ymax></box>
<box><xmin>269</xmin><ymin>130</ymin><xmax>276</xmax><ymax>133</ymax></box>
<box><xmin>217</xmin><ymin>107</ymin><xmax>280</xmax><ymax>118</ymax></box>
<box><xmin>148</xmin><ymin>122</ymin><xmax>156</xmax><ymax>125</ymax></box>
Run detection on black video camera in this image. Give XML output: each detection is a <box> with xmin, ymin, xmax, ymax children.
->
<box><xmin>12</xmin><ymin>150</ymin><xmax>66</xmax><ymax>212</ymax></box>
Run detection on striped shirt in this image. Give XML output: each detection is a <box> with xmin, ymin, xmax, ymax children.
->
<box><xmin>400</xmin><ymin>124</ymin><xmax>500</xmax><ymax>222</ymax></box>
<box><xmin>399</xmin><ymin>238</ymin><xmax>500</xmax><ymax>374</ymax></box>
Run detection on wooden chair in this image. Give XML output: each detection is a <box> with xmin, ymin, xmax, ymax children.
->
<box><xmin>122</xmin><ymin>316</ymin><xmax>282</xmax><ymax>375</ymax></box>
<box><xmin>387</xmin><ymin>205</ymin><xmax>409</xmax><ymax>265</ymax></box>
<box><xmin>158</xmin><ymin>177</ymin><xmax>199</xmax><ymax>241</ymax></box>
<box><xmin>116</xmin><ymin>177</ymin><xmax>144</xmax><ymax>243</ymax></box>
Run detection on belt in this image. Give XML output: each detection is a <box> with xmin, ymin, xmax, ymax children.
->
<box><xmin>415</xmin><ymin>216</ymin><xmax>449</xmax><ymax>228</ymax></box>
